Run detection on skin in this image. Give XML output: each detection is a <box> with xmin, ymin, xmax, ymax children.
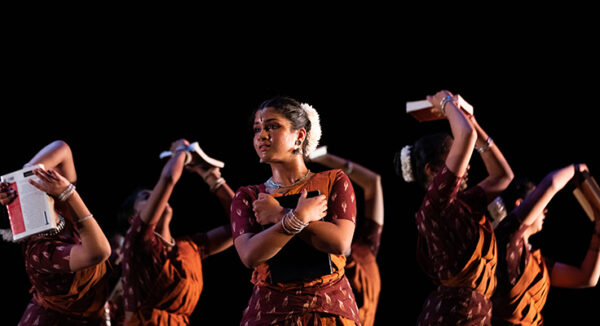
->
<box><xmin>509</xmin><ymin>163</ymin><xmax>600</xmax><ymax>288</ymax></box>
<box><xmin>233</xmin><ymin>107</ymin><xmax>355</xmax><ymax>269</ymax></box>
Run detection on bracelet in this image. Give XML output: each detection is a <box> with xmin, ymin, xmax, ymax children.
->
<box><xmin>440</xmin><ymin>95</ymin><xmax>453</xmax><ymax>116</ymax></box>
<box><xmin>343</xmin><ymin>160</ymin><xmax>354</xmax><ymax>175</ymax></box>
<box><xmin>280</xmin><ymin>209</ymin><xmax>309</xmax><ymax>235</ymax></box>
<box><xmin>209</xmin><ymin>177</ymin><xmax>226</xmax><ymax>192</ymax></box>
<box><xmin>58</xmin><ymin>184</ymin><xmax>76</xmax><ymax>201</ymax></box>
<box><xmin>475</xmin><ymin>137</ymin><xmax>494</xmax><ymax>153</ymax></box>
<box><xmin>153</xmin><ymin>231</ymin><xmax>176</xmax><ymax>247</ymax></box>
<box><xmin>77</xmin><ymin>214</ymin><xmax>93</xmax><ymax>224</ymax></box>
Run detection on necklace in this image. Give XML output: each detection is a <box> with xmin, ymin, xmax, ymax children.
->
<box><xmin>37</xmin><ymin>215</ymin><xmax>66</xmax><ymax>238</ymax></box>
<box><xmin>265</xmin><ymin>170</ymin><xmax>311</xmax><ymax>190</ymax></box>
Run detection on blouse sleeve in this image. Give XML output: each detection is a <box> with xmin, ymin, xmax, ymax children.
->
<box><xmin>423</xmin><ymin>164</ymin><xmax>463</xmax><ymax>211</ymax></box>
<box><xmin>26</xmin><ymin>239</ymin><xmax>74</xmax><ymax>272</ymax></box>
<box><xmin>327</xmin><ymin>170</ymin><xmax>357</xmax><ymax>224</ymax></box>
<box><xmin>230</xmin><ymin>186</ymin><xmax>261</xmax><ymax>240</ymax></box>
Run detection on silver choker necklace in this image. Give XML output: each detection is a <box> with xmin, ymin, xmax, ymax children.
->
<box><xmin>265</xmin><ymin>170</ymin><xmax>311</xmax><ymax>190</ymax></box>
<box><xmin>37</xmin><ymin>215</ymin><xmax>66</xmax><ymax>238</ymax></box>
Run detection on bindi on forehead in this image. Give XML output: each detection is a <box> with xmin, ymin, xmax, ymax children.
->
<box><xmin>254</xmin><ymin>108</ymin><xmax>285</xmax><ymax>124</ymax></box>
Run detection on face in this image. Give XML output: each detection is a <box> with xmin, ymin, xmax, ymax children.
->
<box><xmin>253</xmin><ymin>107</ymin><xmax>303</xmax><ymax>164</ymax></box>
<box><xmin>133</xmin><ymin>189</ymin><xmax>152</xmax><ymax>217</ymax></box>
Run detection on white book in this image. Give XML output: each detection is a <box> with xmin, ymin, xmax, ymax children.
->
<box><xmin>159</xmin><ymin>142</ymin><xmax>225</xmax><ymax>169</ymax></box>
<box><xmin>1</xmin><ymin>164</ymin><xmax>58</xmax><ymax>240</ymax></box>
<box><xmin>406</xmin><ymin>95</ymin><xmax>474</xmax><ymax>122</ymax></box>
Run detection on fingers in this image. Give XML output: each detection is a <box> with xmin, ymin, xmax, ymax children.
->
<box><xmin>28</xmin><ymin>179</ymin><xmax>45</xmax><ymax>192</ymax></box>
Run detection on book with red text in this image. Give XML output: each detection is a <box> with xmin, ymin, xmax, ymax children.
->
<box><xmin>1</xmin><ymin>164</ymin><xmax>58</xmax><ymax>240</ymax></box>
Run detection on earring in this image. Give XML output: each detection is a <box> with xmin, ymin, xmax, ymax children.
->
<box><xmin>294</xmin><ymin>140</ymin><xmax>303</xmax><ymax>155</ymax></box>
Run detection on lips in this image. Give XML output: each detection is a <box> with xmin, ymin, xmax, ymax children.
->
<box><xmin>258</xmin><ymin>143</ymin><xmax>270</xmax><ymax>152</ymax></box>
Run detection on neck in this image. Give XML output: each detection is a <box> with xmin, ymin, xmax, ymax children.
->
<box><xmin>269</xmin><ymin>158</ymin><xmax>309</xmax><ymax>186</ymax></box>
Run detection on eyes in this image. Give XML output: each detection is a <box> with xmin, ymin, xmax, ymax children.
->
<box><xmin>253</xmin><ymin>123</ymin><xmax>281</xmax><ymax>134</ymax></box>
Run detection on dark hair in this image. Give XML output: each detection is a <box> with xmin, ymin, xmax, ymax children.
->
<box><xmin>252</xmin><ymin>96</ymin><xmax>312</xmax><ymax>154</ymax></box>
<box><xmin>116</xmin><ymin>188</ymin><xmax>144</xmax><ymax>234</ymax></box>
<box><xmin>499</xmin><ymin>176</ymin><xmax>536</xmax><ymax>212</ymax></box>
<box><xmin>394</xmin><ymin>132</ymin><xmax>453</xmax><ymax>189</ymax></box>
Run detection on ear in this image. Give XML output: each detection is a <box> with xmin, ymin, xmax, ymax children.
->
<box><xmin>296</xmin><ymin>128</ymin><xmax>307</xmax><ymax>142</ymax></box>
<box><xmin>424</xmin><ymin>162</ymin><xmax>438</xmax><ymax>179</ymax></box>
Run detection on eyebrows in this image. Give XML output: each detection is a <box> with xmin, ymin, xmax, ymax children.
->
<box><xmin>253</xmin><ymin>118</ymin><xmax>280</xmax><ymax>125</ymax></box>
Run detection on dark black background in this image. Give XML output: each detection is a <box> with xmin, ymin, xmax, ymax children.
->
<box><xmin>2</xmin><ymin>18</ymin><xmax>599</xmax><ymax>325</ymax></box>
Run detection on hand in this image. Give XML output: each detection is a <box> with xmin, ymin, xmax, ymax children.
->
<box><xmin>169</xmin><ymin>138</ymin><xmax>190</xmax><ymax>153</ymax></box>
<box><xmin>294</xmin><ymin>190</ymin><xmax>327</xmax><ymax>224</ymax></box>
<box><xmin>28</xmin><ymin>168</ymin><xmax>72</xmax><ymax>197</ymax></box>
<box><xmin>253</xmin><ymin>193</ymin><xmax>285</xmax><ymax>225</ymax></box>
<box><xmin>574</xmin><ymin>163</ymin><xmax>589</xmax><ymax>174</ymax></box>
<box><xmin>0</xmin><ymin>182</ymin><xmax>17</xmax><ymax>206</ymax></box>
<box><xmin>427</xmin><ymin>90</ymin><xmax>455</xmax><ymax>112</ymax></box>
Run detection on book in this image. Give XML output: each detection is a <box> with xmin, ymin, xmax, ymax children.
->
<box><xmin>1</xmin><ymin>164</ymin><xmax>58</xmax><ymax>240</ymax></box>
<box><xmin>308</xmin><ymin>145</ymin><xmax>327</xmax><ymax>161</ymax></box>
<box><xmin>265</xmin><ymin>190</ymin><xmax>333</xmax><ymax>284</ymax></box>
<box><xmin>573</xmin><ymin>171</ymin><xmax>600</xmax><ymax>221</ymax></box>
<box><xmin>406</xmin><ymin>94</ymin><xmax>474</xmax><ymax>122</ymax></box>
<box><xmin>159</xmin><ymin>142</ymin><xmax>225</xmax><ymax>169</ymax></box>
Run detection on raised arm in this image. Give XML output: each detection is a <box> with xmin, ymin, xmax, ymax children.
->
<box><xmin>25</xmin><ymin>140</ymin><xmax>77</xmax><ymax>184</ymax></box>
<box><xmin>469</xmin><ymin>116</ymin><xmax>514</xmax><ymax>202</ymax></box>
<box><xmin>427</xmin><ymin>90</ymin><xmax>477</xmax><ymax>178</ymax></box>
<box><xmin>513</xmin><ymin>164</ymin><xmax>586</xmax><ymax>226</ymax></box>
<box><xmin>140</xmin><ymin>140</ymin><xmax>187</xmax><ymax>227</ymax></box>
<box><xmin>29</xmin><ymin>168</ymin><xmax>111</xmax><ymax>271</ymax></box>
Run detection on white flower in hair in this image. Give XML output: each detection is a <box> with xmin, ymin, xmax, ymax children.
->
<box><xmin>400</xmin><ymin>145</ymin><xmax>415</xmax><ymax>183</ymax></box>
<box><xmin>300</xmin><ymin>103</ymin><xmax>321</xmax><ymax>156</ymax></box>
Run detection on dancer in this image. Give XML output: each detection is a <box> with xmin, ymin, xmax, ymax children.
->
<box><xmin>120</xmin><ymin>138</ymin><xmax>234</xmax><ymax>325</ymax></box>
<box><xmin>231</xmin><ymin>96</ymin><xmax>360</xmax><ymax>325</ymax></box>
<box><xmin>309</xmin><ymin>147</ymin><xmax>383</xmax><ymax>326</ymax></box>
<box><xmin>492</xmin><ymin>164</ymin><xmax>600</xmax><ymax>325</ymax></box>
<box><xmin>395</xmin><ymin>90</ymin><xmax>513</xmax><ymax>325</ymax></box>
<box><xmin>0</xmin><ymin>140</ymin><xmax>112</xmax><ymax>325</ymax></box>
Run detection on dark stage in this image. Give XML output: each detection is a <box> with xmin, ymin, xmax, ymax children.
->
<box><xmin>2</xmin><ymin>51</ymin><xmax>599</xmax><ymax>325</ymax></box>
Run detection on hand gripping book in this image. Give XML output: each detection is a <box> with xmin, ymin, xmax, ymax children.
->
<box><xmin>159</xmin><ymin>142</ymin><xmax>225</xmax><ymax>169</ymax></box>
<box><xmin>1</xmin><ymin>164</ymin><xmax>58</xmax><ymax>240</ymax></box>
<box><xmin>266</xmin><ymin>191</ymin><xmax>333</xmax><ymax>284</ymax></box>
<box><xmin>406</xmin><ymin>94</ymin><xmax>474</xmax><ymax>122</ymax></box>
<box><xmin>573</xmin><ymin>171</ymin><xmax>600</xmax><ymax>221</ymax></box>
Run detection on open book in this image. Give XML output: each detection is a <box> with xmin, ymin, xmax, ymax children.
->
<box><xmin>573</xmin><ymin>171</ymin><xmax>600</xmax><ymax>221</ymax></box>
<box><xmin>406</xmin><ymin>94</ymin><xmax>474</xmax><ymax>122</ymax></box>
<box><xmin>1</xmin><ymin>164</ymin><xmax>58</xmax><ymax>240</ymax></box>
<box><xmin>159</xmin><ymin>142</ymin><xmax>225</xmax><ymax>169</ymax></box>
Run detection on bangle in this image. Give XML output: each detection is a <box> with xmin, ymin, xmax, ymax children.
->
<box><xmin>209</xmin><ymin>177</ymin><xmax>226</xmax><ymax>192</ymax></box>
<box><xmin>77</xmin><ymin>214</ymin><xmax>93</xmax><ymax>224</ymax></box>
<box><xmin>475</xmin><ymin>137</ymin><xmax>494</xmax><ymax>153</ymax></box>
<box><xmin>440</xmin><ymin>95</ymin><xmax>453</xmax><ymax>116</ymax></box>
<box><xmin>343</xmin><ymin>160</ymin><xmax>354</xmax><ymax>175</ymax></box>
<box><xmin>280</xmin><ymin>209</ymin><xmax>309</xmax><ymax>235</ymax></box>
<box><xmin>153</xmin><ymin>231</ymin><xmax>175</xmax><ymax>247</ymax></box>
<box><xmin>58</xmin><ymin>184</ymin><xmax>76</xmax><ymax>201</ymax></box>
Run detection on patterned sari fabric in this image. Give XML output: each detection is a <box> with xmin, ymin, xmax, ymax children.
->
<box><xmin>19</xmin><ymin>214</ymin><xmax>111</xmax><ymax>326</ymax></box>
<box><xmin>493</xmin><ymin>214</ymin><xmax>553</xmax><ymax>325</ymax></box>
<box><xmin>122</xmin><ymin>216</ymin><xmax>207</xmax><ymax>325</ymax></box>
<box><xmin>345</xmin><ymin>219</ymin><xmax>382</xmax><ymax>326</ymax></box>
<box><xmin>414</xmin><ymin>165</ymin><xmax>497</xmax><ymax>326</ymax></box>
<box><xmin>231</xmin><ymin>169</ymin><xmax>361</xmax><ymax>326</ymax></box>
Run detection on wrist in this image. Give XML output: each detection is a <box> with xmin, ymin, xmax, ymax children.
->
<box><xmin>475</xmin><ymin>136</ymin><xmax>494</xmax><ymax>153</ymax></box>
<box><xmin>57</xmin><ymin>184</ymin><xmax>76</xmax><ymax>202</ymax></box>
